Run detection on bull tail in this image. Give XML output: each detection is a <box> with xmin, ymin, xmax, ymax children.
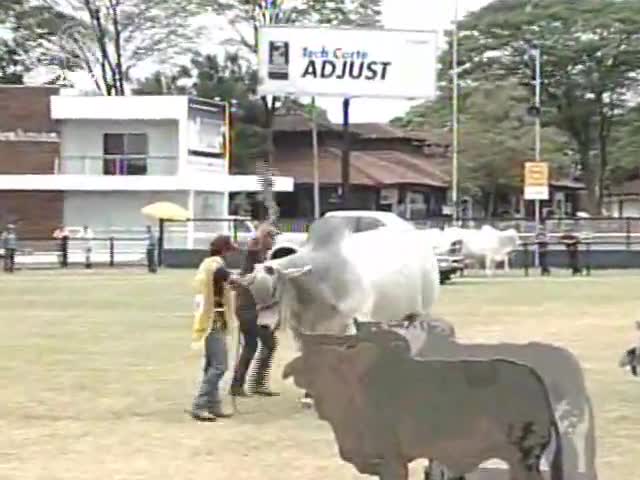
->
<box><xmin>584</xmin><ymin>394</ymin><xmax>598</xmax><ymax>480</ymax></box>
<box><xmin>550</xmin><ymin>416</ymin><xmax>564</xmax><ymax>480</ymax></box>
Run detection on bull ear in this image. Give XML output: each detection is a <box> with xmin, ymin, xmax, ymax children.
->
<box><xmin>282</xmin><ymin>265</ymin><xmax>312</xmax><ymax>278</ymax></box>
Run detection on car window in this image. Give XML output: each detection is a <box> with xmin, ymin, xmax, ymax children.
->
<box><xmin>357</xmin><ymin>217</ymin><xmax>385</xmax><ymax>233</ymax></box>
<box><xmin>327</xmin><ymin>216</ymin><xmax>358</xmax><ymax>232</ymax></box>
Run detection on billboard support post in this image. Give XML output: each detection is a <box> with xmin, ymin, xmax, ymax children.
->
<box><xmin>341</xmin><ymin>98</ymin><xmax>351</xmax><ymax>209</ymax></box>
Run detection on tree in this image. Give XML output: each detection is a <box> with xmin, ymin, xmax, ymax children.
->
<box><xmin>440</xmin><ymin>0</ymin><xmax>640</xmax><ymax>213</ymax></box>
<box><xmin>402</xmin><ymin>0</ymin><xmax>640</xmax><ymax>214</ymax></box>
<box><xmin>608</xmin><ymin>105</ymin><xmax>640</xmax><ymax>184</ymax></box>
<box><xmin>395</xmin><ymin>79</ymin><xmax>572</xmax><ymax>216</ymax></box>
<box><xmin>213</xmin><ymin>0</ymin><xmax>383</xmax><ymax>215</ymax></box>
<box><xmin>12</xmin><ymin>0</ymin><xmax>212</xmax><ymax>95</ymax></box>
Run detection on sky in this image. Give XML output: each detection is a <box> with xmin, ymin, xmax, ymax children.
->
<box><xmin>56</xmin><ymin>0</ymin><xmax>494</xmax><ymax>123</ymax></box>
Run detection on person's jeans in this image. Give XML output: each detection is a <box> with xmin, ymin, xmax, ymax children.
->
<box><xmin>192</xmin><ymin>330</ymin><xmax>228</xmax><ymax>411</ymax></box>
<box><xmin>146</xmin><ymin>247</ymin><xmax>157</xmax><ymax>273</ymax></box>
<box><xmin>231</xmin><ymin>309</ymin><xmax>277</xmax><ymax>388</ymax></box>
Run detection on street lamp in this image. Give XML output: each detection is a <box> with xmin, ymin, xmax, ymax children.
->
<box><xmin>451</xmin><ymin>0</ymin><xmax>459</xmax><ymax>224</ymax></box>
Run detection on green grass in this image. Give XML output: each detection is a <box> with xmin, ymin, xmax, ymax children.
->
<box><xmin>1</xmin><ymin>269</ymin><xmax>639</xmax><ymax>479</ymax></box>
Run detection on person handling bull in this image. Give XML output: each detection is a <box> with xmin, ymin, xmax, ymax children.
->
<box><xmin>189</xmin><ymin>234</ymin><xmax>242</xmax><ymax>422</ymax></box>
<box><xmin>230</xmin><ymin>223</ymin><xmax>281</xmax><ymax>397</ymax></box>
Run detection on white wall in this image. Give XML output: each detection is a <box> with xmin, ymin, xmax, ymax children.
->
<box><xmin>604</xmin><ymin>197</ymin><xmax>640</xmax><ymax>217</ymax></box>
<box><xmin>63</xmin><ymin>191</ymin><xmax>188</xmax><ymax>232</ymax></box>
<box><xmin>58</xmin><ymin>119</ymin><xmax>179</xmax><ymax>175</ymax></box>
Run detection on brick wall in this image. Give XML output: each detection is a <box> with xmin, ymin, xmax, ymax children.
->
<box><xmin>0</xmin><ymin>86</ymin><xmax>60</xmax><ymax>132</ymax></box>
<box><xmin>0</xmin><ymin>191</ymin><xmax>63</xmax><ymax>237</ymax></box>
<box><xmin>0</xmin><ymin>87</ymin><xmax>62</xmax><ymax>236</ymax></box>
<box><xmin>0</xmin><ymin>141</ymin><xmax>58</xmax><ymax>174</ymax></box>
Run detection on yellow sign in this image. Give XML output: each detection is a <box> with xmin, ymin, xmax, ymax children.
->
<box><xmin>523</xmin><ymin>162</ymin><xmax>549</xmax><ymax>200</ymax></box>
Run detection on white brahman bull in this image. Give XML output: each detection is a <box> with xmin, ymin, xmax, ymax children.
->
<box><xmin>238</xmin><ymin>215</ymin><xmax>441</xmax><ymax>338</ymax></box>
<box><xmin>440</xmin><ymin>225</ymin><xmax>520</xmax><ymax>276</ymax></box>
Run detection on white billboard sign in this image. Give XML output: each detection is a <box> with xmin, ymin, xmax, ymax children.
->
<box><xmin>257</xmin><ymin>26</ymin><xmax>438</xmax><ymax>100</ymax></box>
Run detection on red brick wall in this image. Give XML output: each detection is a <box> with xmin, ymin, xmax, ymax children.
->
<box><xmin>0</xmin><ymin>86</ymin><xmax>60</xmax><ymax>132</ymax></box>
<box><xmin>0</xmin><ymin>87</ymin><xmax>62</xmax><ymax>236</ymax></box>
<box><xmin>0</xmin><ymin>191</ymin><xmax>63</xmax><ymax>237</ymax></box>
<box><xmin>0</xmin><ymin>141</ymin><xmax>58</xmax><ymax>174</ymax></box>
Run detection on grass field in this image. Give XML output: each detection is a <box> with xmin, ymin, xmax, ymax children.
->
<box><xmin>1</xmin><ymin>269</ymin><xmax>640</xmax><ymax>480</ymax></box>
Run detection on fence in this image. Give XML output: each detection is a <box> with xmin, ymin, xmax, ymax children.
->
<box><xmin>275</xmin><ymin>216</ymin><xmax>640</xmax><ymax>250</ymax></box>
<box><xmin>1</xmin><ymin>236</ymin><xmax>152</xmax><ymax>270</ymax></box>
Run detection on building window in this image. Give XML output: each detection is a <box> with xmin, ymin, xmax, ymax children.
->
<box><xmin>103</xmin><ymin>133</ymin><xmax>148</xmax><ymax>175</ymax></box>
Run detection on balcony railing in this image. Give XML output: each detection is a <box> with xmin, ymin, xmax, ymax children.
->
<box><xmin>56</xmin><ymin>155</ymin><xmax>178</xmax><ymax>176</ymax></box>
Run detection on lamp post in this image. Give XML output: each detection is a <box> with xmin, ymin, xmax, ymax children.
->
<box><xmin>451</xmin><ymin>0</ymin><xmax>459</xmax><ymax>224</ymax></box>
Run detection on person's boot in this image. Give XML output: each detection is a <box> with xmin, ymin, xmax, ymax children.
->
<box><xmin>249</xmin><ymin>362</ymin><xmax>280</xmax><ymax>397</ymax></box>
<box><xmin>210</xmin><ymin>402</ymin><xmax>233</xmax><ymax>418</ymax></box>
<box><xmin>189</xmin><ymin>408</ymin><xmax>217</xmax><ymax>422</ymax></box>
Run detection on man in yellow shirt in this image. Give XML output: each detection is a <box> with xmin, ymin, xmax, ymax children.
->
<box><xmin>190</xmin><ymin>235</ymin><xmax>241</xmax><ymax>422</ymax></box>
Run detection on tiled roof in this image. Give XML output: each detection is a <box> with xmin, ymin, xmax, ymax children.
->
<box><xmin>274</xmin><ymin>148</ymin><xmax>449</xmax><ymax>188</ymax></box>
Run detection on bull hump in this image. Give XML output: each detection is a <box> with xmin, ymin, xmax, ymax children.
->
<box><xmin>461</xmin><ymin>361</ymin><xmax>499</xmax><ymax>388</ymax></box>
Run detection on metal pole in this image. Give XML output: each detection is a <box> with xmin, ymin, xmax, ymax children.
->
<box><xmin>311</xmin><ymin>97</ymin><xmax>320</xmax><ymax>219</ymax></box>
<box><xmin>534</xmin><ymin>47</ymin><xmax>541</xmax><ymax>267</ymax></box>
<box><xmin>451</xmin><ymin>0</ymin><xmax>459</xmax><ymax>225</ymax></box>
<box><xmin>341</xmin><ymin>97</ymin><xmax>351</xmax><ymax>209</ymax></box>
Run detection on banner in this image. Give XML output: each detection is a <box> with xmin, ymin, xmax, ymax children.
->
<box><xmin>524</xmin><ymin>162</ymin><xmax>549</xmax><ymax>200</ymax></box>
<box><xmin>257</xmin><ymin>26</ymin><xmax>438</xmax><ymax>99</ymax></box>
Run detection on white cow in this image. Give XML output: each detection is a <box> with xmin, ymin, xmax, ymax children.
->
<box><xmin>440</xmin><ymin>225</ymin><xmax>520</xmax><ymax>276</ymax></box>
<box><xmin>239</xmin><ymin>216</ymin><xmax>441</xmax><ymax>337</ymax></box>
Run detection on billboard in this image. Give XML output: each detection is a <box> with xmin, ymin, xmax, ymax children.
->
<box><xmin>257</xmin><ymin>26</ymin><xmax>438</xmax><ymax>99</ymax></box>
<box><xmin>186</xmin><ymin>98</ymin><xmax>229</xmax><ymax>173</ymax></box>
<box><xmin>524</xmin><ymin>161</ymin><xmax>549</xmax><ymax>200</ymax></box>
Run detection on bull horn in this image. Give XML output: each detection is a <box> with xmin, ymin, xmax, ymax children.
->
<box><xmin>282</xmin><ymin>265</ymin><xmax>312</xmax><ymax>278</ymax></box>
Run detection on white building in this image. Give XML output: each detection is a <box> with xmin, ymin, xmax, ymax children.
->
<box><xmin>0</xmin><ymin>91</ymin><xmax>293</xmax><ymax>248</ymax></box>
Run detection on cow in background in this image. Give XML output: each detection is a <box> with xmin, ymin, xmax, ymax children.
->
<box><xmin>283</xmin><ymin>329</ymin><xmax>564</xmax><ymax>480</ymax></box>
<box><xmin>439</xmin><ymin>225</ymin><xmax>520</xmax><ymax>276</ymax></box>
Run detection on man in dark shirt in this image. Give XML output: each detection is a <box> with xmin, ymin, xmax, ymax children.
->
<box><xmin>535</xmin><ymin>226</ymin><xmax>550</xmax><ymax>276</ymax></box>
<box><xmin>561</xmin><ymin>228</ymin><xmax>582</xmax><ymax>275</ymax></box>
<box><xmin>230</xmin><ymin>223</ymin><xmax>280</xmax><ymax>397</ymax></box>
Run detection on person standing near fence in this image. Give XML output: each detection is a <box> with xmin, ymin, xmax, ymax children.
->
<box><xmin>53</xmin><ymin>224</ymin><xmax>69</xmax><ymax>267</ymax></box>
<box><xmin>189</xmin><ymin>235</ymin><xmax>241</xmax><ymax>422</ymax></box>
<box><xmin>230</xmin><ymin>223</ymin><xmax>281</xmax><ymax>398</ymax></box>
<box><xmin>561</xmin><ymin>227</ymin><xmax>582</xmax><ymax>275</ymax></box>
<box><xmin>535</xmin><ymin>225</ymin><xmax>550</xmax><ymax>276</ymax></box>
<box><xmin>1</xmin><ymin>224</ymin><xmax>17</xmax><ymax>273</ymax></box>
<box><xmin>79</xmin><ymin>225</ymin><xmax>94</xmax><ymax>269</ymax></box>
<box><xmin>145</xmin><ymin>225</ymin><xmax>157</xmax><ymax>273</ymax></box>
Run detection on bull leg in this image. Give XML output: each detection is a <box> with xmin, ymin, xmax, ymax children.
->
<box><xmin>378</xmin><ymin>460</ymin><xmax>408</xmax><ymax>480</ymax></box>
<box><xmin>485</xmin><ymin>255</ymin><xmax>494</xmax><ymax>277</ymax></box>
<box><xmin>504</xmin><ymin>255</ymin><xmax>510</xmax><ymax>272</ymax></box>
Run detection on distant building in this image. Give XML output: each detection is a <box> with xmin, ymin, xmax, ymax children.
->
<box><xmin>269</xmin><ymin>114</ymin><xmax>450</xmax><ymax>219</ymax></box>
<box><xmin>604</xmin><ymin>178</ymin><xmax>640</xmax><ymax>217</ymax></box>
<box><xmin>0</xmin><ymin>86</ymin><xmax>293</xmax><ymax>244</ymax></box>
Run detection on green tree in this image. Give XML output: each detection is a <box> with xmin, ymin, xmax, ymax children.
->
<box><xmin>10</xmin><ymin>0</ymin><xmax>212</xmax><ymax>95</ymax></box>
<box><xmin>608</xmin><ymin>105</ymin><xmax>640</xmax><ymax>184</ymax></box>
<box><xmin>438</xmin><ymin>0</ymin><xmax>640</xmax><ymax>213</ymax></box>
<box><xmin>395</xmin><ymin>79</ymin><xmax>572</xmax><ymax>216</ymax></box>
